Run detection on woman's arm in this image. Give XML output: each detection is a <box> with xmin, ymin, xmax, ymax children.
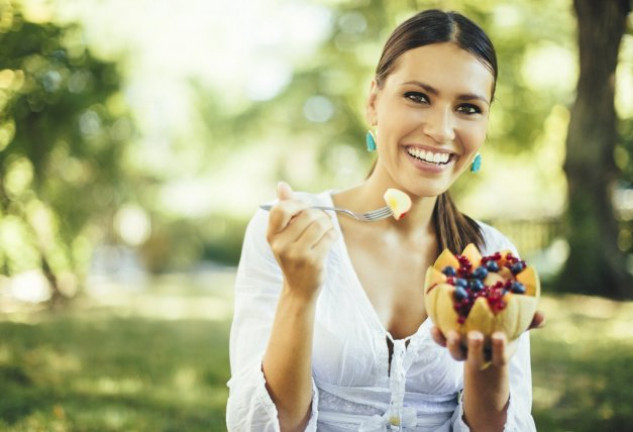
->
<box><xmin>228</xmin><ymin>183</ymin><xmax>337</xmax><ymax>432</ymax></box>
<box><xmin>433</xmin><ymin>312</ymin><xmax>543</xmax><ymax>431</ymax></box>
<box><xmin>262</xmin><ymin>284</ymin><xmax>320</xmax><ymax>431</ymax></box>
<box><xmin>459</xmin><ymin>331</ymin><xmax>511</xmax><ymax>431</ymax></box>
<box><xmin>263</xmin><ymin>183</ymin><xmax>338</xmax><ymax>430</ymax></box>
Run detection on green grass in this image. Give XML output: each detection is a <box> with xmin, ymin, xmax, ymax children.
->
<box><xmin>0</xmin><ymin>271</ymin><xmax>234</xmax><ymax>432</ymax></box>
<box><xmin>0</xmin><ymin>314</ymin><xmax>230</xmax><ymax>431</ymax></box>
<box><xmin>1</xmin><ymin>273</ymin><xmax>633</xmax><ymax>431</ymax></box>
<box><xmin>530</xmin><ymin>293</ymin><xmax>633</xmax><ymax>431</ymax></box>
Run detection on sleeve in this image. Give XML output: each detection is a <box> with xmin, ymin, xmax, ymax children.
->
<box><xmin>448</xmin><ymin>221</ymin><xmax>537</xmax><ymax>431</ymax></box>
<box><xmin>225</xmin><ymin>209</ymin><xmax>320</xmax><ymax>432</ymax></box>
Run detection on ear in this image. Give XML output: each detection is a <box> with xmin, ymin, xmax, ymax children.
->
<box><xmin>365</xmin><ymin>79</ymin><xmax>379</xmax><ymax>127</ymax></box>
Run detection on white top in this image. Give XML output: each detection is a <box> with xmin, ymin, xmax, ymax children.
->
<box><xmin>226</xmin><ymin>190</ymin><xmax>537</xmax><ymax>431</ymax></box>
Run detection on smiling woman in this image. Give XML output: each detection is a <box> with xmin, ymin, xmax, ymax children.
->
<box><xmin>227</xmin><ymin>9</ymin><xmax>542</xmax><ymax>432</ymax></box>
<box><xmin>367</xmin><ymin>42</ymin><xmax>493</xmax><ymax>202</ymax></box>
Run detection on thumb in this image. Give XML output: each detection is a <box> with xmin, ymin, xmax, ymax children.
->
<box><xmin>277</xmin><ymin>181</ymin><xmax>294</xmax><ymax>201</ymax></box>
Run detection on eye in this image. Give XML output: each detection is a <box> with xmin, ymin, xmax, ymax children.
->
<box><xmin>404</xmin><ymin>91</ymin><xmax>429</xmax><ymax>104</ymax></box>
<box><xmin>456</xmin><ymin>104</ymin><xmax>482</xmax><ymax>115</ymax></box>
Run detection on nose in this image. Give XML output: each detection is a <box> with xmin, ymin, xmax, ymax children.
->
<box><xmin>422</xmin><ymin>106</ymin><xmax>455</xmax><ymax>144</ymax></box>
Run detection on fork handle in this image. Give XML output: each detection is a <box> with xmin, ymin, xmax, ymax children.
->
<box><xmin>259</xmin><ymin>204</ymin><xmax>335</xmax><ymax>212</ymax></box>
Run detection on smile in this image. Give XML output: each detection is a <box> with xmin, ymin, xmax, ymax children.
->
<box><xmin>406</xmin><ymin>147</ymin><xmax>453</xmax><ymax>166</ymax></box>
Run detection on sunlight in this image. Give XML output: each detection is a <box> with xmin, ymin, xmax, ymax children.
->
<box><xmin>10</xmin><ymin>270</ymin><xmax>51</xmax><ymax>303</ymax></box>
<box><xmin>114</xmin><ymin>205</ymin><xmax>151</xmax><ymax>246</ymax></box>
<box><xmin>616</xmin><ymin>34</ymin><xmax>633</xmax><ymax>117</ymax></box>
<box><xmin>521</xmin><ymin>43</ymin><xmax>577</xmax><ymax>93</ymax></box>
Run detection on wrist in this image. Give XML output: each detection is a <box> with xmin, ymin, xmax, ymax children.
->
<box><xmin>462</xmin><ymin>363</ymin><xmax>509</xmax><ymax>430</ymax></box>
<box><xmin>464</xmin><ymin>362</ymin><xmax>509</xmax><ymax>399</ymax></box>
<box><xmin>281</xmin><ymin>280</ymin><xmax>322</xmax><ymax>305</ymax></box>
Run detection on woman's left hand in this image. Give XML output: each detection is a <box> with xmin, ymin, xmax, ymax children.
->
<box><xmin>430</xmin><ymin>311</ymin><xmax>546</xmax><ymax>368</ymax></box>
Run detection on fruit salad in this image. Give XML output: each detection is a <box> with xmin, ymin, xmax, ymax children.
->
<box><xmin>424</xmin><ymin>243</ymin><xmax>540</xmax><ymax>342</ymax></box>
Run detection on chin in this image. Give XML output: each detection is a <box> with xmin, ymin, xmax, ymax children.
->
<box><xmin>403</xmin><ymin>184</ymin><xmax>449</xmax><ymax>200</ymax></box>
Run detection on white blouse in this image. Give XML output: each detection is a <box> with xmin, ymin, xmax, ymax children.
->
<box><xmin>226</xmin><ymin>190</ymin><xmax>537</xmax><ymax>431</ymax></box>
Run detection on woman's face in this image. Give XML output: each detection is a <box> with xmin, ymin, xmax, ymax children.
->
<box><xmin>367</xmin><ymin>42</ymin><xmax>494</xmax><ymax>198</ymax></box>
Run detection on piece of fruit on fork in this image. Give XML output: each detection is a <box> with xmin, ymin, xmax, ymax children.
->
<box><xmin>383</xmin><ymin>188</ymin><xmax>411</xmax><ymax>220</ymax></box>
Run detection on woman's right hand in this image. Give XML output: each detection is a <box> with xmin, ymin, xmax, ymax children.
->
<box><xmin>266</xmin><ymin>182</ymin><xmax>339</xmax><ymax>301</ymax></box>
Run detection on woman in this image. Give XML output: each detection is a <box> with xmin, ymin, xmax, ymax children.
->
<box><xmin>227</xmin><ymin>9</ymin><xmax>542</xmax><ymax>432</ymax></box>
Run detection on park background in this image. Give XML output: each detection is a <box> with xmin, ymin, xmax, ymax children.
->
<box><xmin>1</xmin><ymin>0</ymin><xmax>633</xmax><ymax>430</ymax></box>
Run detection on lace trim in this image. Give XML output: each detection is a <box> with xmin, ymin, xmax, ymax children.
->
<box><xmin>319</xmin><ymin>388</ymin><xmax>383</xmax><ymax>417</ymax></box>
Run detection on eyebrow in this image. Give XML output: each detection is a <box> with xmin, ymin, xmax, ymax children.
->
<box><xmin>401</xmin><ymin>80</ymin><xmax>490</xmax><ymax>105</ymax></box>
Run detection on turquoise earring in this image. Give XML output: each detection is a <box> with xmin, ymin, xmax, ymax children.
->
<box><xmin>470</xmin><ymin>153</ymin><xmax>482</xmax><ymax>173</ymax></box>
<box><xmin>366</xmin><ymin>131</ymin><xmax>377</xmax><ymax>152</ymax></box>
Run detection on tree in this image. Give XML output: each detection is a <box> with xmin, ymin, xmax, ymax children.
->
<box><xmin>0</xmin><ymin>1</ymin><xmax>134</xmax><ymax>303</ymax></box>
<box><xmin>558</xmin><ymin>0</ymin><xmax>633</xmax><ymax>298</ymax></box>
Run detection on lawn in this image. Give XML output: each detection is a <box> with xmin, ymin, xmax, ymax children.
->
<box><xmin>1</xmin><ymin>269</ymin><xmax>633</xmax><ymax>431</ymax></box>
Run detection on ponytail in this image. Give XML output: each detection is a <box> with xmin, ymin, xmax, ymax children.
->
<box><xmin>433</xmin><ymin>192</ymin><xmax>484</xmax><ymax>254</ymax></box>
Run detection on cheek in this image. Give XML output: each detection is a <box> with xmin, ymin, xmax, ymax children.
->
<box><xmin>460</xmin><ymin>123</ymin><xmax>488</xmax><ymax>150</ymax></box>
<box><xmin>378</xmin><ymin>107</ymin><xmax>419</xmax><ymax>136</ymax></box>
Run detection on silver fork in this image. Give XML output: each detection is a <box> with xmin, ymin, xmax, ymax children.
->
<box><xmin>258</xmin><ymin>204</ymin><xmax>393</xmax><ymax>222</ymax></box>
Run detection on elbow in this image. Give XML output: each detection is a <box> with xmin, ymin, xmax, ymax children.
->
<box><xmin>276</xmin><ymin>405</ymin><xmax>312</xmax><ymax>432</ymax></box>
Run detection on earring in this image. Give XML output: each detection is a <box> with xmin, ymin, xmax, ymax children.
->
<box><xmin>366</xmin><ymin>130</ymin><xmax>377</xmax><ymax>152</ymax></box>
<box><xmin>470</xmin><ymin>153</ymin><xmax>482</xmax><ymax>173</ymax></box>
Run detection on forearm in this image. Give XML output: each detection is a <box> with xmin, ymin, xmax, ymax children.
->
<box><xmin>262</xmin><ymin>284</ymin><xmax>317</xmax><ymax>431</ymax></box>
<box><xmin>462</xmin><ymin>364</ymin><xmax>510</xmax><ymax>432</ymax></box>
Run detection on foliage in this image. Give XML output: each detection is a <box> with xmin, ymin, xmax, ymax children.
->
<box><xmin>0</xmin><ymin>1</ymin><xmax>135</xmax><ymax>298</ymax></box>
<box><xmin>193</xmin><ymin>0</ymin><xmax>575</xmax><ymax>194</ymax></box>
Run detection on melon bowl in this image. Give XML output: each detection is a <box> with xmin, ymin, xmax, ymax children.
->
<box><xmin>424</xmin><ymin>243</ymin><xmax>540</xmax><ymax>343</ymax></box>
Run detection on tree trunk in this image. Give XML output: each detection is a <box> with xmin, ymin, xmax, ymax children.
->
<box><xmin>558</xmin><ymin>0</ymin><xmax>632</xmax><ymax>298</ymax></box>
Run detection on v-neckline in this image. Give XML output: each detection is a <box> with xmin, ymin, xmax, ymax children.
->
<box><xmin>324</xmin><ymin>191</ymin><xmax>430</xmax><ymax>344</ymax></box>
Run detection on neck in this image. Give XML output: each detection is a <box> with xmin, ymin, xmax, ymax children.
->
<box><xmin>335</xmin><ymin>172</ymin><xmax>438</xmax><ymax>236</ymax></box>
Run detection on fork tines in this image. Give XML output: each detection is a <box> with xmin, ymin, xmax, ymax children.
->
<box><xmin>363</xmin><ymin>207</ymin><xmax>393</xmax><ymax>221</ymax></box>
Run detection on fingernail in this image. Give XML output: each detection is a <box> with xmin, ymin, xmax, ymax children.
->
<box><xmin>468</xmin><ymin>331</ymin><xmax>483</xmax><ymax>342</ymax></box>
<box><xmin>492</xmin><ymin>332</ymin><xmax>505</xmax><ymax>341</ymax></box>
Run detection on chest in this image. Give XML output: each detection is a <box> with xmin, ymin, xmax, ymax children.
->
<box><xmin>343</xmin><ymin>230</ymin><xmax>435</xmax><ymax>339</ymax></box>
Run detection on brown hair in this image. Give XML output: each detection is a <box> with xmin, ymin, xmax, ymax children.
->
<box><xmin>373</xmin><ymin>9</ymin><xmax>496</xmax><ymax>253</ymax></box>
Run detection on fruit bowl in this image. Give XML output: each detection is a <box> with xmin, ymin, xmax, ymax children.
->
<box><xmin>424</xmin><ymin>243</ymin><xmax>540</xmax><ymax>342</ymax></box>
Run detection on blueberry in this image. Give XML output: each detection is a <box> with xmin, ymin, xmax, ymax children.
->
<box><xmin>510</xmin><ymin>262</ymin><xmax>525</xmax><ymax>275</ymax></box>
<box><xmin>454</xmin><ymin>286</ymin><xmax>468</xmax><ymax>301</ymax></box>
<box><xmin>485</xmin><ymin>260</ymin><xmax>500</xmax><ymax>272</ymax></box>
<box><xmin>472</xmin><ymin>266</ymin><xmax>488</xmax><ymax>279</ymax></box>
<box><xmin>469</xmin><ymin>279</ymin><xmax>485</xmax><ymax>292</ymax></box>
<box><xmin>511</xmin><ymin>282</ymin><xmax>526</xmax><ymax>294</ymax></box>
<box><xmin>442</xmin><ymin>266</ymin><xmax>457</xmax><ymax>277</ymax></box>
<box><xmin>455</xmin><ymin>278</ymin><xmax>468</xmax><ymax>288</ymax></box>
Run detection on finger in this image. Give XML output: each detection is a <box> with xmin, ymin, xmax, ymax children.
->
<box><xmin>296</xmin><ymin>213</ymin><xmax>336</xmax><ymax>248</ymax></box>
<box><xmin>528</xmin><ymin>311</ymin><xmax>546</xmax><ymax>330</ymax></box>
<box><xmin>490</xmin><ymin>332</ymin><xmax>508</xmax><ymax>368</ymax></box>
<box><xmin>310</xmin><ymin>224</ymin><xmax>339</xmax><ymax>257</ymax></box>
<box><xmin>277</xmin><ymin>181</ymin><xmax>293</xmax><ymax>201</ymax></box>
<box><xmin>276</xmin><ymin>209</ymin><xmax>331</xmax><ymax>245</ymax></box>
<box><xmin>446</xmin><ymin>330</ymin><xmax>466</xmax><ymax>361</ymax></box>
<box><xmin>431</xmin><ymin>326</ymin><xmax>447</xmax><ymax>347</ymax></box>
<box><xmin>466</xmin><ymin>331</ymin><xmax>486</xmax><ymax>369</ymax></box>
<box><xmin>267</xmin><ymin>200</ymin><xmax>311</xmax><ymax>237</ymax></box>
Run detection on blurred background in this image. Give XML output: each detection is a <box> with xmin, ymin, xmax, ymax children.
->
<box><xmin>0</xmin><ymin>0</ymin><xmax>632</xmax><ymax>430</ymax></box>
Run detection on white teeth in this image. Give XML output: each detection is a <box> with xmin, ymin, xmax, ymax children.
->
<box><xmin>407</xmin><ymin>147</ymin><xmax>451</xmax><ymax>165</ymax></box>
